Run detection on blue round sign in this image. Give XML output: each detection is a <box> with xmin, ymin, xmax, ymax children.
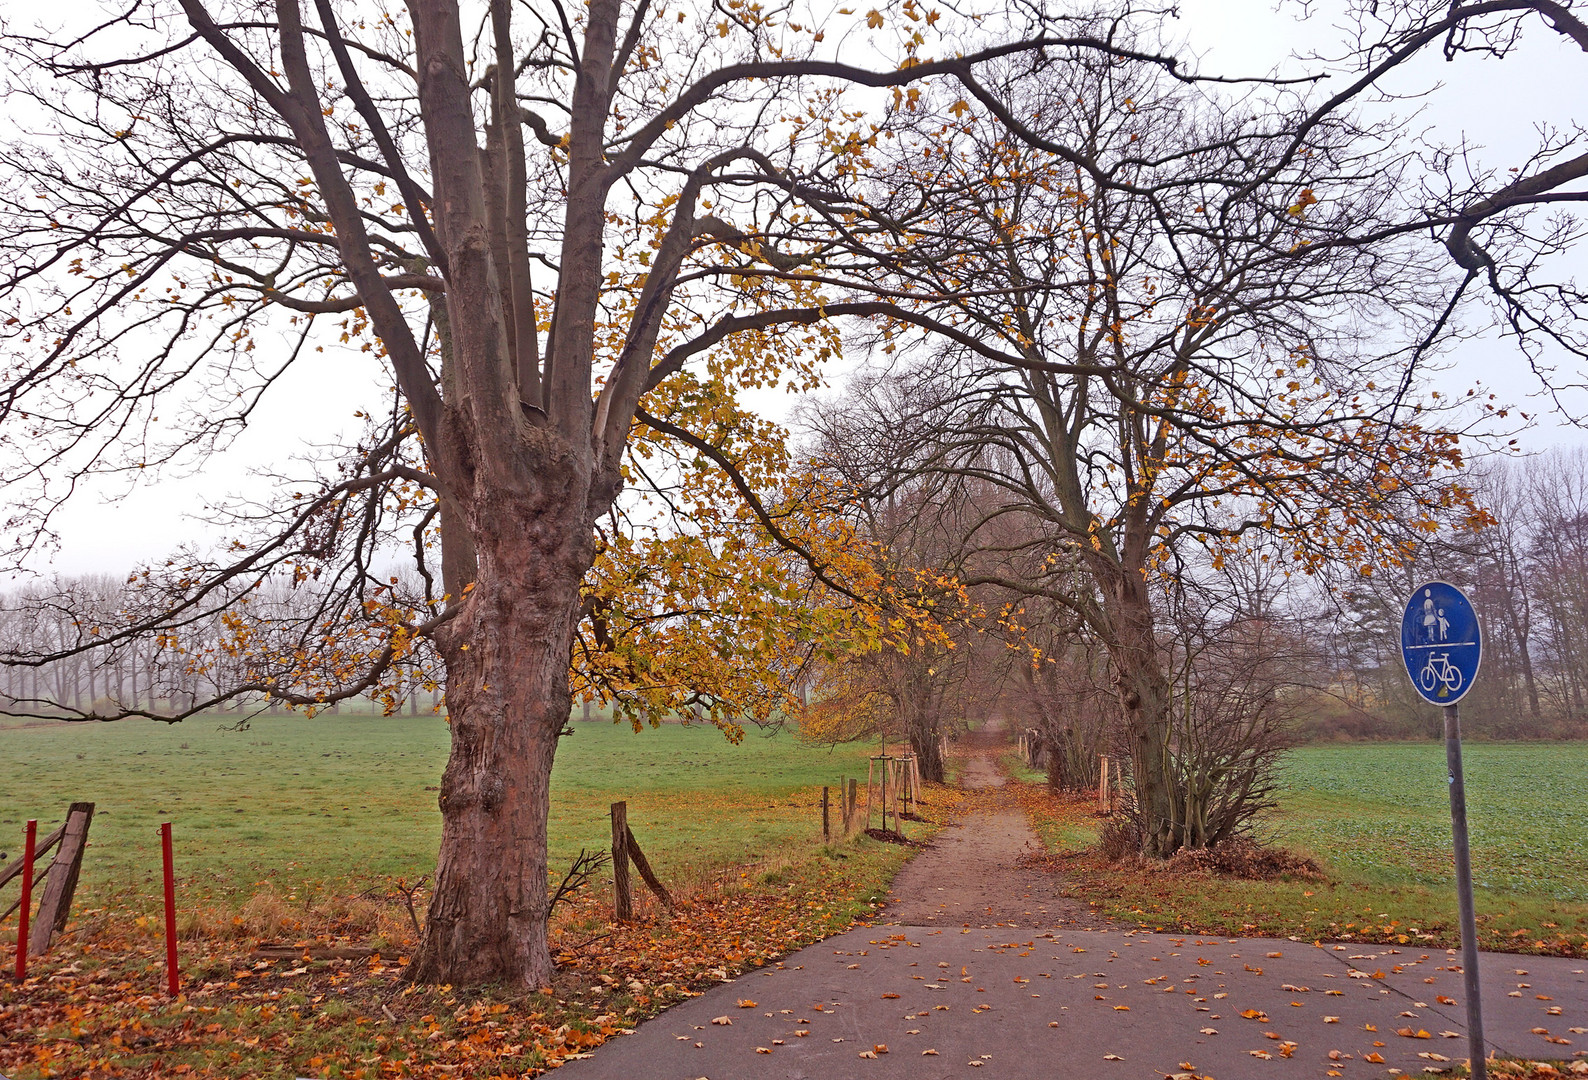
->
<box><xmin>1400</xmin><ymin>580</ymin><xmax>1481</xmax><ymax>705</ymax></box>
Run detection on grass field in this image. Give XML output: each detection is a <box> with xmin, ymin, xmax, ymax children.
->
<box><xmin>1009</xmin><ymin>740</ymin><xmax>1588</xmax><ymax>955</ymax></box>
<box><xmin>1</xmin><ymin>714</ymin><xmax>936</xmax><ymax>1079</ymax></box>
<box><xmin>2</xmin><ymin>713</ymin><xmax>889</xmax><ymax>915</ymax></box>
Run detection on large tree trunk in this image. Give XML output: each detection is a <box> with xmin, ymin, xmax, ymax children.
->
<box><xmin>1099</xmin><ymin>566</ymin><xmax>1180</xmax><ymax>857</ymax></box>
<box><xmin>406</xmin><ymin>481</ymin><xmax>596</xmax><ymax>988</ymax></box>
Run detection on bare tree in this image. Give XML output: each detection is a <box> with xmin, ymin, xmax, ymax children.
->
<box><xmin>813</xmin><ymin>34</ymin><xmax>1485</xmax><ymax>855</ymax></box>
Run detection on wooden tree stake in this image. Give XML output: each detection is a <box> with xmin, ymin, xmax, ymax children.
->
<box><xmin>822</xmin><ymin>786</ymin><xmax>830</xmax><ymax>843</ymax></box>
<box><xmin>864</xmin><ymin>760</ymin><xmax>874</xmax><ymax>831</ymax></box>
<box><xmin>610</xmin><ymin>801</ymin><xmax>632</xmax><ymax>921</ymax></box>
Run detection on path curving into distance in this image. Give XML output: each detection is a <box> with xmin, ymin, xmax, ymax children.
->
<box><xmin>554</xmin><ymin>746</ymin><xmax>1587</xmax><ymax>1079</ymax></box>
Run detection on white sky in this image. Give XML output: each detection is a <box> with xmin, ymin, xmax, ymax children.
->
<box><xmin>24</xmin><ymin>0</ymin><xmax>1588</xmax><ymax>576</ymax></box>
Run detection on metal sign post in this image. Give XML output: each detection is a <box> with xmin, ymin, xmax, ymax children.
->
<box><xmin>1400</xmin><ymin>580</ymin><xmax>1485</xmax><ymax>1080</ymax></box>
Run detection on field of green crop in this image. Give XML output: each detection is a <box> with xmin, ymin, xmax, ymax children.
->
<box><xmin>1272</xmin><ymin>742</ymin><xmax>1588</xmax><ymax>900</ymax></box>
<box><xmin>1</xmin><ymin>713</ymin><xmax>882</xmax><ymax>915</ymax></box>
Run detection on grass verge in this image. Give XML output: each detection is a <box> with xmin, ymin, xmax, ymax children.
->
<box><xmin>1000</xmin><ymin>744</ymin><xmax>1588</xmax><ymax>959</ymax></box>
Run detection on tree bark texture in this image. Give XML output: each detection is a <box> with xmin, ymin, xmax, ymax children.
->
<box><xmin>407</xmin><ymin>487</ymin><xmax>596</xmax><ymax>987</ymax></box>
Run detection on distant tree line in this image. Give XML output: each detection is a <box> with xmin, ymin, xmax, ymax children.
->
<box><xmin>0</xmin><ymin>574</ymin><xmax>442</xmax><ymax>720</ymax></box>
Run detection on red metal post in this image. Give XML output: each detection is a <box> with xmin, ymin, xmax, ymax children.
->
<box><xmin>14</xmin><ymin>819</ymin><xmax>35</xmax><ymax>981</ymax></box>
<box><xmin>160</xmin><ymin>822</ymin><xmax>179</xmax><ymax>996</ymax></box>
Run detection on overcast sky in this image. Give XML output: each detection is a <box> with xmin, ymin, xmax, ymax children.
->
<box><xmin>22</xmin><ymin>0</ymin><xmax>1588</xmax><ymax>577</ymax></box>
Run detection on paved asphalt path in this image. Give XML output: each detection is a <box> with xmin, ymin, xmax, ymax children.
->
<box><xmin>557</xmin><ymin>756</ymin><xmax>1587</xmax><ymax>1078</ymax></box>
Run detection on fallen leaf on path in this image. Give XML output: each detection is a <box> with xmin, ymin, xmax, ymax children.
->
<box><xmin>1102</xmin><ymin>1054</ymin><xmax>1123</xmax><ymax>1061</ymax></box>
<box><xmin>1418</xmin><ymin>1053</ymin><xmax>1450</xmax><ymax>1061</ymax></box>
<box><xmin>1364</xmin><ymin>1052</ymin><xmax>1386</xmax><ymax>1063</ymax></box>
<box><xmin>857</xmin><ymin>1049</ymin><xmax>877</xmax><ymax>1059</ymax></box>
<box><xmin>922</xmin><ymin>1049</ymin><xmax>938</xmax><ymax>1055</ymax></box>
<box><xmin>881</xmin><ymin>993</ymin><xmax>899</xmax><ymax>999</ymax></box>
<box><xmin>1440</xmin><ymin>1032</ymin><xmax>1460</xmax><ymax>1038</ymax></box>
<box><xmin>1249</xmin><ymin>1050</ymin><xmax>1272</xmax><ymax>1059</ymax></box>
<box><xmin>1438</xmin><ymin>995</ymin><xmax>1457</xmax><ymax>1004</ymax></box>
<box><xmin>756</xmin><ymin>1047</ymin><xmax>771</xmax><ymax>1054</ymax></box>
<box><xmin>1200</xmin><ymin>1028</ymin><xmax>1218</xmax><ymax>1035</ymax></box>
<box><xmin>1396</xmin><ymin>1027</ymin><xmax>1433</xmax><ymax>1039</ymax></box>
<box><xmin>873</xmin><ymin>1045</ymin><xmax>888</xmax><ymax>1054</ymax></box>
<box><xmin>1324</xmin><ymin>1016</ymin><xmax>1340</xmax><ymax>1023</ymax></box>
<box><xmin>737</xmin><ymin>999</ymin><xmax>757</xmax><ymax>1008</ymax></box>
<box><xmin>711</xmin><ymin>1016</ymin><xmax>732</xmax><ymax>1026</ymax></box>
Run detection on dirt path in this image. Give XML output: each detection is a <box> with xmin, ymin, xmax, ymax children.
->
<box><xmin>882</xmin><ymin>750</ymin><xmax>1099</xmax><ymax>930</ymax></box>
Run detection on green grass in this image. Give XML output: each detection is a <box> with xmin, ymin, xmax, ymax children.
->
<box><xmin>1270</xmin><ymin>743</ymin><xmax>1588</xmax><ymax>900</ymax></box>
<box><xmin>0</xmin><ymin>714</ymin><xmax>887</xmax><ymax>915</ymax></box>
<box><xmin>1011</xmin><ymin>741</ymin><xmax>1588</xmax><ymax>953</ymax></box>
<box><xmin>0</xmin><ymin>715</ymin><xmax>929</xmax><ymax>1080</ymax></box>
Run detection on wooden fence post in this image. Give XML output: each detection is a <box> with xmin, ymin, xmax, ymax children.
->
<box><xmin>1098</xmin><ymin>756</ymin><xmax>1110</xmax><ymax>812</ymax></box>
<box><xmin>28</xmin><ymin>802</ymin><xmax>94</xmax><ymax>957</ymax></box>
<box><xmin>624</xmin><ymin>826</ymin><xmax>674</xmax><ymax>910</ymax></box>
<box><xmin>822</xmin><ymin>786</ymin><xmax>830</xmax><ymax>843</ymax></box>
<box><xmin>847</xmin><ymin>778</ymin><xmax>858</xmax><ymax>834</ymax></box>
<box><xmin>610</xmin><ymin>801</ymin><xmax>632</xmax><ymax>921</ymax></box>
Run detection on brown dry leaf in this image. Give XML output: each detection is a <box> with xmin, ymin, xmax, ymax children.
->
<box><xmin>1278</xmin><ymin>1042</ymin><xmax>1297</xmax><ymax>1058</ymax></box>
<box><xmin>1329</xmin><ymin>1050</ymin><xmax>1344</xmax><ymax>1060</ymax></box>
<box><xmin>1547</xmin><ymin>1007</ymin><xmax>1563</xmax><ymax>1016</ymax></box>
<box><xmin>1249</xmin><ymin>1050</ymin><xmax>1273</xmax><ymax>1060</ymax></box>
<box><xmin>1437</xmin><ymin>995</ymin><xmax>1457</xmax><ymax>1004</ymax></box>
<box><xmin>857</xmin><ymin>1049</ymin><xmax>878</xmax><ymax>1059</ymax></box>
<box><xmin>1240</xmin><ymin>1009</ymin><xmax>1267</xmax><ymax>1020</ymax></box>
<box><xmin>1418</xmin><ymin>1053</ymin><xmax>1451</xmax><ymax>1062</ymax></box>
<box><xmin>1113</xmin><ymin>1005</ymin><xmax>1130</xmax><ymax>1011</ymax></box>
<box><xmin>968</xmin><ymin>1060</ymin><xmax>985</xmax><ymax>1067</ymax></box>
<box><xmin>1364</xmin><ymin>1052</ymin><xmax>1387</xmax><ymax>1063</ymax></box>
<box><xmin>1102</xmin><ymin>1054</ymin><xmax>1124</xmax><ymax>1061</ymax></box>
<box><xmin>1440</xmin><ymin>1032</ymin><xmax>1461</xmax><ymax>1038</ymax></box>
<box><xmin>795</xmin><ymin>1030</ymin><xmax>809</xmax><ymax>1037</ymax></box>
<box><xmin>755</xmin><ymin>1047</ymin><xmax>772</xmax><ymax>1054</ymax></box>
<box><xmin>922</xmin><ymin>1049</ymin><xmax>939</xmax><ymax>1056</ymax></box>
<box><xmin>873</xmin><ymin>1045</ymin><xmax>888</xmax><ymax>1054</ymax></box>
<box><xmin>1200</xmin><ymin>1028</ymin><xmax>1218</xmax><ymax>1035</ymax></box>
<box><xmin>711</xmin><ymin>1016</ymin><xmax>732</xmax><ymax>1026</ymax></box>
<box><xmin>881</xmin><ymin>993</ymin><xmax>900</xmax><ymax>1000</ymax></box>
<box><xmin>737</xmin><ymin>999</ymin><xmax>757</xmax><ymax>1008</ymax></box>
<box><xmin>1324</xmin><ymin>1016</ymin><xmax>1341</xmax><ymax>1023</ymax></box>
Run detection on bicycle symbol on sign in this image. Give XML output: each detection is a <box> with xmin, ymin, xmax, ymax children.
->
<box><xmin>1418</xmin><ymin>651</ymin><xmax>1464</xmax><ymax>697</ymax></box>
